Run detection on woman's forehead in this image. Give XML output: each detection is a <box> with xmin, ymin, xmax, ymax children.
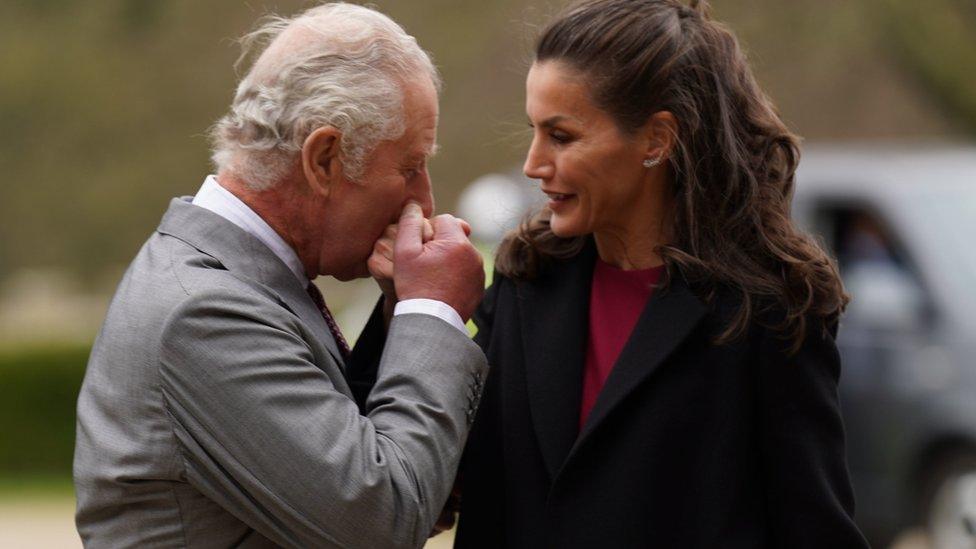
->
<box><xmin>526</xmin><ymin>62</ymin><xmax>601</xmax><ymax>123</ymax></box>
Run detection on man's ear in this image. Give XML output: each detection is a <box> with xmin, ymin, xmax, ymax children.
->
<box><xmin>301</xmin><ymin>126</ymin><xmax>343</xmax><ymax>197</ymax></box>
<box><xmin>643</xmin><ymin>111</ymin><xmax>679</xmax><ymax>162</ymax></box>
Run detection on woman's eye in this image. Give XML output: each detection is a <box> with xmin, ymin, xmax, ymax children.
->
<box><xmin>550</xmin><ymin>131</ymin><xmax>573</xmax><ymax>144</ymax></box>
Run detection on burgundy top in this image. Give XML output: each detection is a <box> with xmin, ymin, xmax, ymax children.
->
<box><xmin>579</xmin><ymin>259</ymin><xmax>665</xmax><ymax>429</ymax></box>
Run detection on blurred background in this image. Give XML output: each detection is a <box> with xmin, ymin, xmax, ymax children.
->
<box><xmin>1</xmin><ymin>0</ymin><xmax>974</xmax><ymax>547</ymax></box>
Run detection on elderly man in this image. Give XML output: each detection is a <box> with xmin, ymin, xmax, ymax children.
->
<box><xmin>73</xmin><ymin>3</ymin><xmax>486</xmax><ymax>548</ymax></box>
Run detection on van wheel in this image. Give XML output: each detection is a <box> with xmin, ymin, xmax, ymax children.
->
<box><xmin>921</xmin><ymin>452</ymin><xmax>976</xmax><ymax>549</ymax></box>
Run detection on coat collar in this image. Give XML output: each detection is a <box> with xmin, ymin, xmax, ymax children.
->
<box><xmin>564</xmin><ymin>268</ymin><xmax>707</xmax><ymax>470</ymax></box>
<box><xmin>155</xmin><ymin>197</ymin><xmax>347</xmax><ymax>371</ymax></box>
<box><xmin>517</xmin><ymin>239</ymin><xmax>707</xmax><ymax>481</ymax></box>
<box><xmin>516</xmin><ymin>241</ymin><xmax>597</xmax><ymax>481</ymax></box>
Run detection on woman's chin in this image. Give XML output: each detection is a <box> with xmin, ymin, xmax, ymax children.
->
<box><xmin>549</xmin><ymin>217</ymin><xmax>586</xmax><ymax>239</ymax></box>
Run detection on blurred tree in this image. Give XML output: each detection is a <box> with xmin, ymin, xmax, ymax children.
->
<box><xmin>880</xmin><ymin>0</ymin><xmax>976</xmax><ymax>134</ymax></box>
<box><xmin>120</xmin><ymin>0</ymin><xmax>165</xmax><ymax>33</ymax></box>
<box><xmin>0</xmin><ymin>0</ymin><xmax>968</xmax><ymax>289</ymax></box>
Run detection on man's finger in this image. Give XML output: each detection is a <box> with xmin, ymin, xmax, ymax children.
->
<box><xmin>394</xmin><ymin>202</ymin><xmax>424</xmax><ymax>258</ymax></box>
<box><xmin>422</xmin><ymin>218</ymin><xmax>434</xmax><ymax>242</ymax></box>
<box><xmin>458</xmin><ymin>218</ymin><xmax>472</xmax><ymax>237</ymax></box>
<box><xmin>430</xmin><ymin>214</ymin><xmax>466</xmax><ymax>242</ymax></box>
<box><xmin>373</xmin><ymin>238</ymin><xmax>393</xmax><ymax>261</ymax></box>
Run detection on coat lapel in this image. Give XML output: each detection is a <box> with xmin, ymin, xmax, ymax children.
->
<box><xmin>563</xmin><ymin>273</ymin><xmax>707</xmax><ymax>468</ymax></box>
<box><xmin>518</xmin><ymin>242</ymin><xmax>597</xmax><ymax>481</ymax></box>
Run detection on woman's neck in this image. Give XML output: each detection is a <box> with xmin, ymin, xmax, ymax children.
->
<box><xmin>592</xmin><ymin>169</ymin><xmax>673</xmax><ymax>270</ymax></box>
<box><xmin>593</xmin><ymin>227</ymin><xmax>665</xmax><ymax>270</ymax></box>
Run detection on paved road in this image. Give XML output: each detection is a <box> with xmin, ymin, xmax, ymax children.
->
<box><xmin>0</xmin><ymin>498</ymin><xmax>459</xmax><ymax>549</ymax></box>
<box><xmin>0</xmin><ymin>499</ymin><xmax>80</xmax><ymax>548</ymax></box>
<box><xmin>0</xmin><ymin>498</ymin><xmax>927</xmax><ymax>549</ymax></box>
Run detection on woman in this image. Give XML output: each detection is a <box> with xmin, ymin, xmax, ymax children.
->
<box><xmin>454</xmin><ymin>0</ymin><xmax>869</xmax><ymax>547</ymax></box>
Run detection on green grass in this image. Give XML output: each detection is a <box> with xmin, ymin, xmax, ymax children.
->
<box><xmin>0</xmin><ymin>475</ymin><xmax>74</xmax><ymax>499</ymax></box>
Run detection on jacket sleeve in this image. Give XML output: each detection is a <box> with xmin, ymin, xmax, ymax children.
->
<box><xmin>456</xmin><ymin>273</ymin><xmax>508</xmax><ymax>548</ymax></box>
<box><xmin>757</xmin><ymin>317</ymin><xmax>869</xmax><ymax>548</ymax></box>
<box><xmin>158</xmin><ymin>287</ymin><xmax>487</xmax><ymax>549</ymax></box>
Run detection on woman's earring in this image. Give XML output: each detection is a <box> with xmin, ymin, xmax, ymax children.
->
<box><xmin>642</xmin><ymin>156</ymin><xmax>662</xmax><ymax>169</ymax></box>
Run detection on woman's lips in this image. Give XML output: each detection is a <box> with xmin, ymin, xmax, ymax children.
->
<box><xmin>544</xmin><ymin>191</ymin><xmax>576</xmax><ymax>209</ymax></box>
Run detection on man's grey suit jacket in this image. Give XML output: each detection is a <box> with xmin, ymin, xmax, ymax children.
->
<box><xmin>73</xmin><ymin>197</ymin><xmax>487</xmax><ymax>548</ymax></box>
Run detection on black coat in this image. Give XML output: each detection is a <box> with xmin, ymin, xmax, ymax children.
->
<box><xmin>455</xmin><ymin>242</ymin><xmax>868</xmax><ymax>549</ymax></box>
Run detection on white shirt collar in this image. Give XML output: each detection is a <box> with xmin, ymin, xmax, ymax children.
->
<box><xmin>191</xmin><ymin>175</ymin><xmax>309</xmax><ymax>286</ymax></box>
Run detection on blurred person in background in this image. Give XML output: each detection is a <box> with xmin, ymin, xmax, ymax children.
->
<box><xmin>452</xmin><ymin>0</ymin><xmax>868</xmax><ymax>546</ymax></box>
<box><xmin>73</xmin><ymin>3</ymin><xmax>486</xmax><ymax>548</ymax></box>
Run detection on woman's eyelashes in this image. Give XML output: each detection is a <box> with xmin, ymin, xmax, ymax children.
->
<box><xmin>549</xmin><ymin>130</ymin><xmax>573</xmax><ymax>144</ymax></box>
<box><xmin>529</xmin><ymin>120</ymin><xmax>576</xmax><ymax>146</ymax></box>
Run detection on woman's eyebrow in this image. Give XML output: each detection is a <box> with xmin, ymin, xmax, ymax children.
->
<box><xmin>529</xmin><ymin>115</ymin><xmax>582</xmax><ymax>128</ymax></box>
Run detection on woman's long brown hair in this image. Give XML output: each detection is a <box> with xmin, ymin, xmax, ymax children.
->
<box><xmin>496</xmin><ymin>0</ymin><xmax>848</xmax><ymax>351</ymax></box>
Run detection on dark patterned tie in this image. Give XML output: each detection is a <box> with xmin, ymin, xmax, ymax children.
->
<box><xmin>306</xmin><ymin>282</ymin><xmax>351</xmax><ymax>359</ymax></box>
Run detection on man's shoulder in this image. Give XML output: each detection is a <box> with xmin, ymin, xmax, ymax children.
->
<box><xmin>103</xmin><ymin>231</ymin><xmax>289</xmax><ymax>346</ymax></box>
<box><xmin>151</xmin><ymin>231</ymin><xmax>279</xmax><ymax>304</ymax></box>
<box><xmin>152</xmin><ymin>239</ymin><xmax>309</xmax><ymax>371</ymax></box>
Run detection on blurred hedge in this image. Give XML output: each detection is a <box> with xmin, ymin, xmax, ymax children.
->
<box><xmin>0</xmin><ymin>345</ymin><xmax>89</xmax><ymax>477</ymax></box>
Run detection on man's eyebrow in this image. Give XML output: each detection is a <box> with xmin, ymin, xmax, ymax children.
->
<box><xmin>415</xmin><ymin>143</ymin><xmax>439</xmax><ymax>161</ymax></box>
<box><xmin>405</xmin><ymin>144</ymin><xmax>438</xmax><ymax>165</ymax></box>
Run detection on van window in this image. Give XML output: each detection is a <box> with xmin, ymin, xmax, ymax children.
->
<box><xmin>815</xmin><ymin>205</ymin><xmax>925</xmax><ymax>332</ymax></box>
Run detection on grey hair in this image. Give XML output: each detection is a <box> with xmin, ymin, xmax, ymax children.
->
<box><xmin>209</xmin><ymin>2</ymin><xmax>441</xmax><ymax>190</ymax></box>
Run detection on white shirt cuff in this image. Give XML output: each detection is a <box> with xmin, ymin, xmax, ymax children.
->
<box><xmin>393</xmin><ymin>298</ymin><xmax>468</xmax><ymax>335</ymax></box>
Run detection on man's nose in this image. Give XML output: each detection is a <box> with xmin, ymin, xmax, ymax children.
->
<box><xmin>409</xmin><ymin>172</ymin><xmax>435</xmax><ymax>218</ymax></box>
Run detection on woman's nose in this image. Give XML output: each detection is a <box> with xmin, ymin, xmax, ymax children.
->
<box><xmin>523</xmin><ymin>136</ymin><xmax>554</xmax><ymax>180</ymax></box>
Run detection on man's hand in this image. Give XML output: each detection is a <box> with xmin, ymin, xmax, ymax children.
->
<box><xmin>393</xmin><ymin>202</ymin><xmax>484</xmax><ymax>321</ymax></box>
<box><xmin>367</xmin><ymin>220</ymin><xmax>433</xmax><ymax>302</ymax></box>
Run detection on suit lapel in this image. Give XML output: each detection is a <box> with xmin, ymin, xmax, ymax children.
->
<box><xmin>518</xmin><ymin>242</ymin><xmax>596</xmax><ymax>481</ymax></box>
<box><xmin>564</xmin><ymin>273</ymin><xmax>707</xmax><ymax>467</ymax></box>
<box><xmin>274</xmin><ymin>281</ymin><xmax>348</xmax><ymax>374</ymax></box>
<box><xmin>156</xmin><ymin>198</ymin><xmax>348</xmax><ymax>376</ymax></box>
